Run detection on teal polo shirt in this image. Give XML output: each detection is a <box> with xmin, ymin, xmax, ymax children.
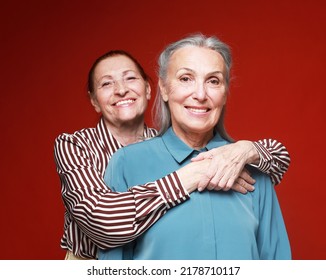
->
<box><xmin>99</xmin><ymin>127</ymin><xmax>291</xmax><ymax>260</ymax></box>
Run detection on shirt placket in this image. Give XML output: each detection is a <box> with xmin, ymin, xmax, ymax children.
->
<box><xmin>191</xmin><ymin>150</ymin><xmax>217</xmax><ymax>259</ymax></box>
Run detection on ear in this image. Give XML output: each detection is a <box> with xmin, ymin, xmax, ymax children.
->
<box><xmin>89</xmin><ymin>93</ymin><xmax>101</xmax><ymax>113</ymax></box>
<box><xmin>145</xmin><ymin>82</ymin><xmax>151</xmax><ymax>100</ymax></box>
<box><xmin>159</xmin><ymin>79</ymin><xmax>169</xmax><ymax>102</ymax></box>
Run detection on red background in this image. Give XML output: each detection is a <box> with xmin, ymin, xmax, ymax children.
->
<box><xmin>1</xmin><ymin>0</ymin><xmax>325</xmax><ymax>260</ymax></box>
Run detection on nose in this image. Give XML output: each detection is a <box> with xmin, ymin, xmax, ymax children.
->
<box><xmin>114</xmin><ymin>80</ymin><xmax>128</xmax><ymax>96</ymax></box>
<box><xmin>192</xmin><ymin>81</ymin><xmax>207</xmax><ymax>101</ymax></box>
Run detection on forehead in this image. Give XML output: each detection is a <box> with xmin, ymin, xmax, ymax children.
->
<box><xmin>169</xmin><ymin>46</ymin><xmax>225</xmax><ymax>72</ymax></box>
<box><xmin>94</xmin><ymin>55</ymin><xmax>139</xmax><ymax>77</ymax></box>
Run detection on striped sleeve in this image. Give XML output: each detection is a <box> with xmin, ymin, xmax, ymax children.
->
<box><xmin>252</xmin><ymin>139</ymin><xmax>291</xmax><ymax>185</ymax></box>
<box><xmin>54</xmin><ymin>133</ymin><xmax>189</xmax><ymax>252</ymax></box>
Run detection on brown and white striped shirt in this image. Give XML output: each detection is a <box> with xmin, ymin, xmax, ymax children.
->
<box><xmin>54</xmin><ymin>117</ymin><xmax>290</xmax><ymax>259</ymax></box>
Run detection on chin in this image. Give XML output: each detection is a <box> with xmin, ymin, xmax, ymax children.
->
<box><xmin>187</xmin><ymin>121</ymin><xmax>214</xmax><ymax>130</ymax></box>
<box><xmin>120</xmin><ymin>113</ymin><xmax>143</xmax><ymax>122</ymax></box>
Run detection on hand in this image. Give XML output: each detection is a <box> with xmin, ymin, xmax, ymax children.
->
<box><xmin>191</xmin><ymin>141</ymin><xmax>259</xmax><ymax>193</ymax></box>
<box><xmin>176</xmin><ymin>159</ymin><xmax>212</xmax><ymax>194</ymax></box>
<box><xmin>230</xmin><ymin>168</ymin><xmax>255</xmax><ymax>194</ymax></box>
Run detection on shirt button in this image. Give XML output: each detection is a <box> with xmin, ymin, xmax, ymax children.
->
<box><xmin>165</xmin><ymin>192</ymin><xmax>170</xmax><ymax>199</ymax></box>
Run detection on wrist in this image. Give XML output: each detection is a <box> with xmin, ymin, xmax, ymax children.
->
<box><xmin>237</xmin><ymin>140</ymin><xmax>260</xmax><ymax>165</ymax></box>
<box><xmin>176</xmin><ymin>160</ymin><xmax>210</xmax><ymax>194</ymax></box>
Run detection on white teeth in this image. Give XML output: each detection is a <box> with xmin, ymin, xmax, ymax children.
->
<box><xmin>188</xmin><ymin>108</ymin><xmax>207</xmax><ymax>113</ymax></box>
<box><xmin>116</xmin><ymin>99</ymin><xmax>135</xmax><ymax>106</ymax></box>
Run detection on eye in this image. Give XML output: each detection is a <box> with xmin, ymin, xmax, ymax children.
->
<box><xmin>179</xmin><ymin>75</ymin><xmax>192</xmax><ymax>83</ymax></box>
<box><xmin>101</xmin><ymin>80</ymin><xmax>114</xmax><ymax>87</ymax></box>
<box><xmin>125</xmin><ymin>76</ymin><xmax>138</xmax><ymax>82</ymax></box>
<box><xmin>207</xmin><ymin>77</ymin><xmax>221</xmax><ymax>86</ymax></box>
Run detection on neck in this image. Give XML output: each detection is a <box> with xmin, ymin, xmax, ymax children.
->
<box><xmin>174</xmin><ymin>128</ymin><xmax>214</xmax><ymax>150</ymax></box>
<box><xmin>105</xmin><ymin>118</ymin><xmax>145</xmax><ymax>146</ymax></box>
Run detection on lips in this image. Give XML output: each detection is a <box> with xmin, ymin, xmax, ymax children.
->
<box><xmin>185</xmin><ymin>106</ymin><xmax>210</xmax><ymax>113</ymax></box>
<box><xmin>113</xmin><ymin>98</ymin><xmax>136</xmax><ymax>106</ymax></box>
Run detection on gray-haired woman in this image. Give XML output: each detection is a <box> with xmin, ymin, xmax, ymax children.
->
<box><xmin>99</xmin><ymin>34</ymin><xmax>291</xmax><ymax>259</ymax></box>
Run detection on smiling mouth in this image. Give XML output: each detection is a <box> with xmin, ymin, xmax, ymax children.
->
<box><xmin>185</xmin><ymin>106</ymin><xmax>210</xmax><ymax>113</ymax></box>
<box><xmin>114</xmin><ymin>99</ymin><xmax>136</xmax><ymax>106</ymax></box>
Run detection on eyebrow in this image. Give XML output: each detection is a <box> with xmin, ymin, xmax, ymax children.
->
<box><xmin>177</xmin><ymin>67</ymin><xmax>195</xmax><ymax>73</ymax></box>
<box><xmin>97</xmin><ymin>70</ymin><xmax>137</xmax><ymax>81</ymax></box>
<box><xmin>177</xmin><ymin>68</ymin><xmax>224</xmax><ymax>76</ymax></box>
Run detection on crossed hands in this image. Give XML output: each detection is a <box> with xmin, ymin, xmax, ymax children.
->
<box><xmin>177</xmin><ymin>141</ymin><xmax>259</xmax><ymax>194</ymax></box>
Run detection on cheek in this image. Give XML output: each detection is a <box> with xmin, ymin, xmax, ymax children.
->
<box><xmin>170</xmin><ymin>82</ymin><xmax>193</xmax><ymax>96</ymax></box>
<box><xmin>96</xmin><ymin>95</ymin><xmax>110</xmax><ymax>108</ymax></box>
<box><xmin>96</xmin><ymin>88</ymin><xmax>113</xmax><ymax>100</ymax></box>
<box><xmin>220</xmin><ymin>95</ymin><xmax>227</xmax><ymax>106</ymax></box>
<box><xmin>210</xmin><ymin>89</ymin><xmax>227</xmax><ymax>106</ymax></box>
<box><xmin>130</xmin><ymin>82</ymin><xmax>148</xmax><ymax>97</ymax></box>
<box><xmin>167</xmin><ymin>85</ymin><xmax>189</xmax><ymax>104</ymax></box>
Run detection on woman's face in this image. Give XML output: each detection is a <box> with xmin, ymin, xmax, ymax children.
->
<box><xmin>91</xmin><ymin>55</ymin><xmax>151</xmax><ymax>128</ymax></box>
<box><xmin>160</xmin><ymin>46</ymin><xmax>227</xmax><ymax>143</ymax></box>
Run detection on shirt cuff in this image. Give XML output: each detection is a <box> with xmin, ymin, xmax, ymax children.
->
<box><xmin>250</xmin><ymin>141</ymin><xmax>273</xmax><ymax>173</ymax></box>
<box><xmin>155</xmin><ymin>172</ymin><xmax>190</xmax><ymax>209</ymax></box>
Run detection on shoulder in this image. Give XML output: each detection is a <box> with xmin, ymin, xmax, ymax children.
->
<box><xmin>55</xmin><ymin>126</ymin><xmax>98</xmax><ymax>145</ymax></box>
<box><xmin>248</xmin><ymin>166</ymin><xmax>272</xmax><ymax>184</ymax></box>
<box><xmin>54</xmin><ymin>127</ymin><xmax>102</xmax><ymax>158</ymax></box>
<box><xmin>110</xmin><ymin>136</ymin><xmax>162</xmax><ymax>161</ymax></box>
<box><xmin>247</xmin><ymin>166</ymin><xmax>274</xmax><ymax>202</ymax></box>
<box><xmin>125</xmin><ymin>136</ymin><xmax>162</xmax><ymax>152</ymax></box>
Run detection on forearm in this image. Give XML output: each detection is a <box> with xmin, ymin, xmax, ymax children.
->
<box><xmin>64</xmin><ymin>172</ymin><xmax>188</xmax><ymax>248</ymax></box>
<box><xmin>219</xmin><ymin>139</ymin><xmax>291</xmax><ymax>185</ymax></box>
<box><xmin>189</xmin><ymin>138</ymin><xmax>289</xmax><ymax>192</ymax></box>
<box><xmin>54</xmin><ymin>135</ymin><xmax>189</xmax><ymax>249</ymax></box>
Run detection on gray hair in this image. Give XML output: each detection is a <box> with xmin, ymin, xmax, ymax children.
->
<box><xmin>152</xmin><ymin>33</ymin><xmax>233</xmax><ymax>141</ymax></box>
